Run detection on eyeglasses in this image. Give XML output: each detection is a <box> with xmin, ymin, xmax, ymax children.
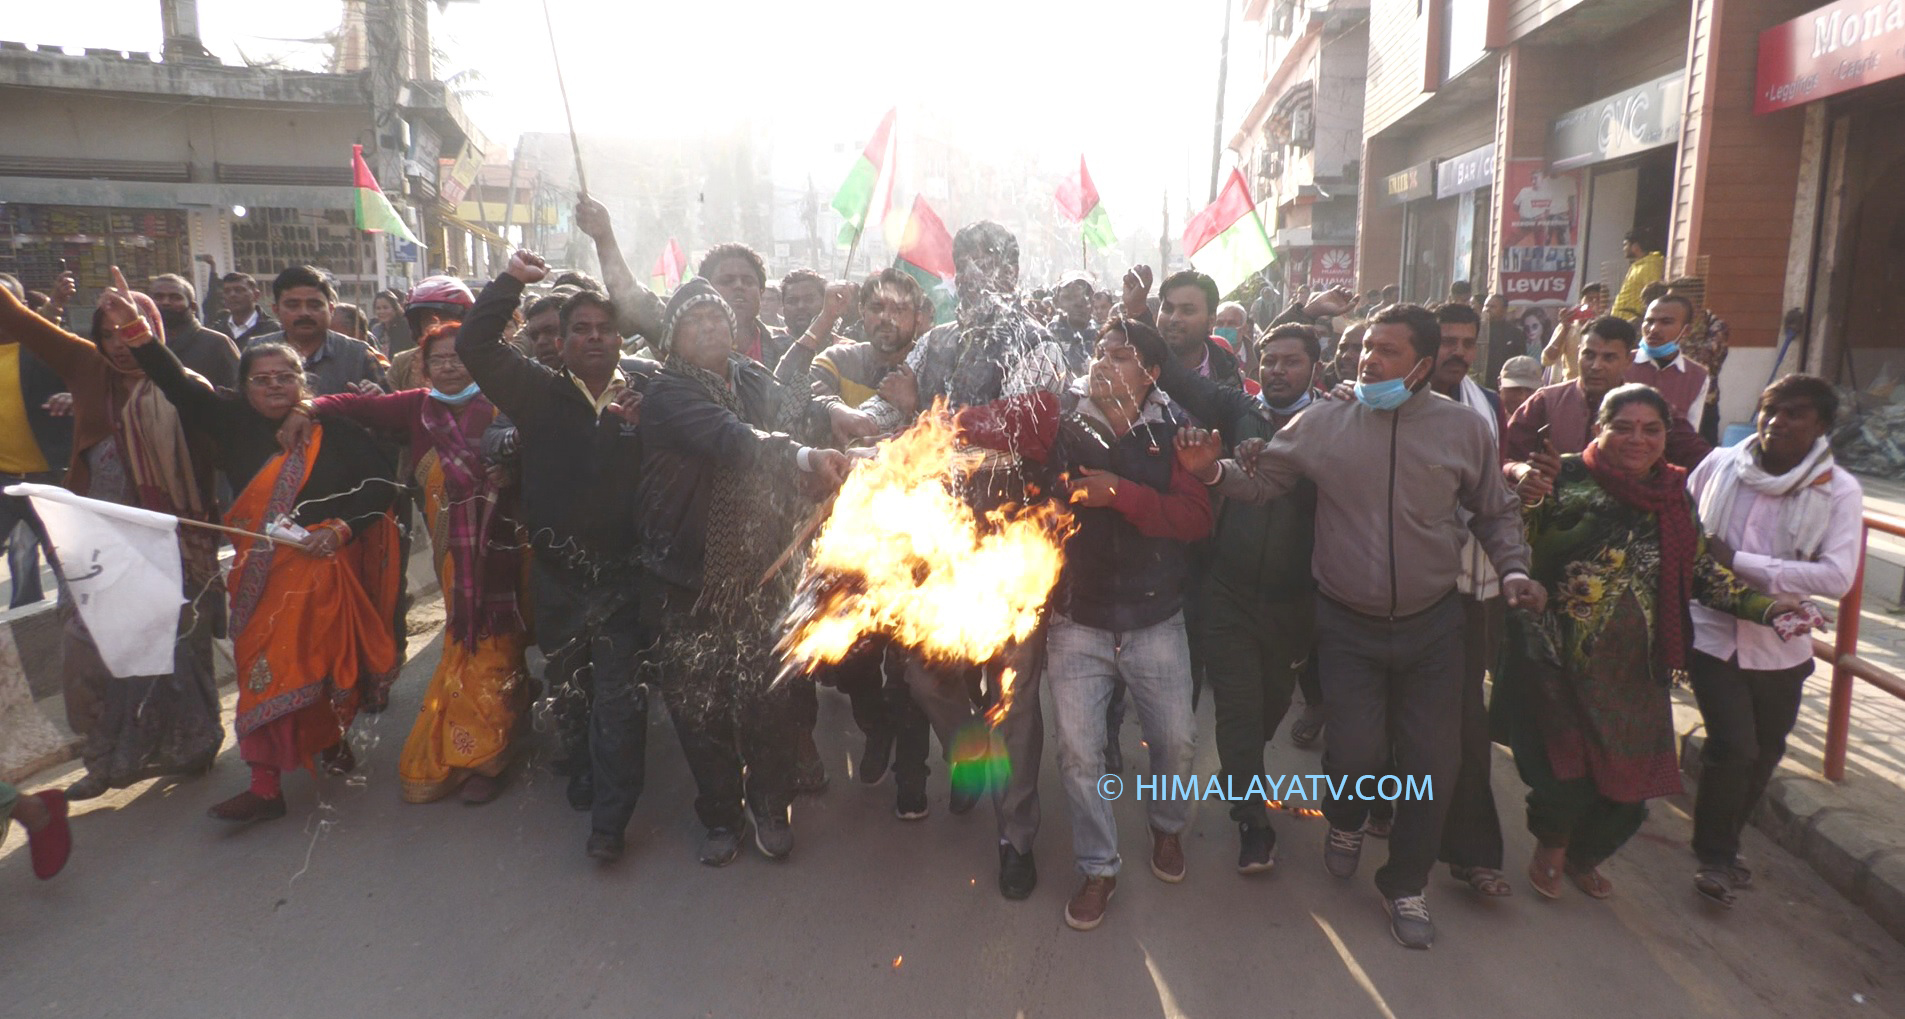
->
<box><xmin>424</xmin><ymin>355</ymin><xmax>463</xmax><ymax>369</ymax></box>
<box><xmin>246</xmin><ymin>372</ymin><xmax>303</xmax><ymax>388</ymax></box>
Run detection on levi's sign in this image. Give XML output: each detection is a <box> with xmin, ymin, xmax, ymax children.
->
<box><xmin>1756</xmin><ymin>0</ymin><xmax>1905</xmax><ymax>114</ymax></box>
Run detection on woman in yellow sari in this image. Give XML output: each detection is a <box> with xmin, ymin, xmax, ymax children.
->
<box><xmin>129</xmin><ymin>326</ymin><xmax>402</xmax><ymax>823</ymax></box>
<box><xmin>287</xmin><ymin>323</ymin><xmax>530</xmax><ymax>804</ymax></box>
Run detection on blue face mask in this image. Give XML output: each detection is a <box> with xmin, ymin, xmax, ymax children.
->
<box><xmin>1353</xmin><ymin>359</ymin><xmax>1427</xmax><ymax>412</ymax></box>
<box><xmin>1641</xmin><ymin>339</ymin><xmax>1679</xmax><ymax>360</ymax></box>
<box><xmin>428</xmin><ymin>381</ymin><xmax>482</xmax><ymax>405</ymax></box>
<box><xmin>1213</xmin><ymin>326</ymin><xmax>1240</xmax><ymax>349</ymax></box>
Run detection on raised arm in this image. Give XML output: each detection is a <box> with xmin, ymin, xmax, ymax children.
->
<box><xmin>310</xmin><ymin>388</ymin><xmax>427</xmax><ymax>435</ymax></box>
<box><xmin>951</xmin><ymin>391</ymin><xmax>1059</xmax><ymax>463</ymax></box>
<box><xmin>455</xmin><ymin>254</ymin><xmax>559</xmax><ymax>428</ymax></box>
<box><xmin>575</xmin><ymin>197</ymin><xmax>664</xmax><ymax>343</ymax></box>
<box><xmin>129</xmin><ymin>340</ymin><xmax>229</xmax><ymax>434</ymax></box>
<box><xmin>1156</xmin><ymin>354</ymin><xmax>1257</xmax><ymax>445</ymax></box>
<box><xmin>0</xmin><ymin>277</ymin><xmax>105</xmax><ymax>381</ymax></box>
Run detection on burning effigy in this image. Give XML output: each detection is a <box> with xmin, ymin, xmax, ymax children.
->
<box><xmin>775</xmin><ymin>408</ymin><xmax>1072</xmax><ymax>703</ymax></box>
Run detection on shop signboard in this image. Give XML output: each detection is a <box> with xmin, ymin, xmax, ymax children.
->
<box><xmin>1435</xmin><ymin>143</ymin><xmax>1495</xmax><ymax>199</ymax></box>
<box><xmin>1498</xmin><ymin>158</ymin><xmax>1582</xmax><ymax>344</ymax></box>
<box><xmin>1382</xmin><ymin>161</ymin><xmax>1435</xmax><ymax>206</ymax></box>
<box><xmin>1548</xmin><ymin>71</ymin><xmax>1686</xmax><ymax>171</ymax></box>
<box><xmin>1756</xmin><ymin>0</ymin><xmax>1905</xmax><ymax>114</ymax></box>
<box><xmin>1309</xmin><ymin>245</ymin><xmax>1356</xmax><ymax>289</ymax></box>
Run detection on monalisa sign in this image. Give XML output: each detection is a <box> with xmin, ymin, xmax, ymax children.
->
<box><xmin>1756</xmin><ymin>0</ymin><xmax>1905</xmax><ymax>114</ymax></box>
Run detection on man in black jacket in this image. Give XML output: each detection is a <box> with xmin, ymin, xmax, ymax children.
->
<box><xmin>637</xmin><ymin>277</ymin><xmax>847</xmax><ymax>867</ymax></box>
<box><xmin>456</xmin><ymin>249</ymin><xmax>652</xmax><ymax>863</ymax></box>
<box><xmin>1158</xmin><ymin>323</ymin><xmax>1322</xmax><ymax>875</ymax></box>
<box><xmin>147</xmin><ymin>275</ymin><xmax>241</xmax><ymax>390</ymax></box>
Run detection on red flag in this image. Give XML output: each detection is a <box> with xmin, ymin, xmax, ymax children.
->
<box><xmin>650</xmin><ymin>238</ymin><xmax>686</xmax><ymax>293</ymax></box>
<box><xmin>1055</xmin><ymin>156</ymin><xmax>1101</xmax><ymax>223</ymax></box>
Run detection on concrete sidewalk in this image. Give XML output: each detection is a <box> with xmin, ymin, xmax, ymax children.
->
<box><xmin>1675</xmin><ymin>471</ymin><xmax>1905</xmax><ymax>944</ymax></box>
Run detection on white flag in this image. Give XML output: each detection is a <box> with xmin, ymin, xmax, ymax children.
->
<box><xmin>6</xmin><ymin>483</ymin><xmax>185</xmax><ymax>678</ymax></box>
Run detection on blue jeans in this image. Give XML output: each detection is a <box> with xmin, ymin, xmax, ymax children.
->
<box><xmin>1047</xmin><ymin>611</ymin><xmax>1196</xmax><ymax>878</ymax></box>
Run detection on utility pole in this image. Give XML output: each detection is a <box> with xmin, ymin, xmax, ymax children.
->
<box><xmin>1208</xmin><ymin>0</ymin><xmax>1233</xmax><ymax>203</ymax></box>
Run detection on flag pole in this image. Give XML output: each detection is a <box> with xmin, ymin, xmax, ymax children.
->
<box><xmin>540</xmin><ymin>0</ymin><xmax>590</xmax><ymax>199</ymax></box>
<box><xmin>177</xmin><ymin>517</ymin><xmax>305</xmax><ymax>549</ymax></box>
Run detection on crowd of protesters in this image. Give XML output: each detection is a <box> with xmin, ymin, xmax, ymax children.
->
<box><xmin>0</xmin><ymin>200</ymin><xmax>1857</xmax><ymax>949</ymax></box>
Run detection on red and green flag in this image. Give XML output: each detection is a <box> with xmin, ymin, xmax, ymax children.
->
<box><xmin>650</xmin><ymin>238</ymin><xmax>686</xmax><ymax>295</ymax></box>
<box><xmin>1182</xmin><ymin>168</ymin><xmax>1275</xmax><ymax>298</ymax></box>
<box><xmin>831</xmin><ymin>108</ymin><xmax>897</xmax><ymax>247</ymax></box>
<box><xmin>895</xmin><ymin>195</ymin><xmax>956</xmax><ymax>325</ymax></box>
<box><xmin>352</xmin><ymin>144</ymin><xmax>420</xmax><ymax>246</ymax></box>
<box><xmin>1056</xmin><ymin>155</ymin><xmax>1116</xmax><ymax>250</ymax></box>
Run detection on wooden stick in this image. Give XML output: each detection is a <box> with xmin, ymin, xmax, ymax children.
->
<box><xmin>541</xmin><ymin>0</ymin><xmax>590</xmax><ymax>199</ymax></box>
<box><xmin>757</xmin><ymin>495</ymin><xmax>836</xmax><ymax>590</ymax></box>
<box><xmin>177</xmin><ymin>517</ymin><xmax>303</xmax><ymax>548</ymax></box>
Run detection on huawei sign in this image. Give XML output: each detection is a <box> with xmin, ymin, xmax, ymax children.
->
<box><xmin>1310</xmin><ymin>246</ymin><xmax>1356</xmax><ymax>288</ymax></box>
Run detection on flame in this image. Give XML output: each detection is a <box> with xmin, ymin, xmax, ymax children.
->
<box><xmin>778</xmin><ymin>409</ymin><xmax>1072</xmax><ymax>673</ymax></box>
<box><xmin>983</xmin><ymin>668</ymin><xmax>1017</xmax><ymax>727</ymax></box>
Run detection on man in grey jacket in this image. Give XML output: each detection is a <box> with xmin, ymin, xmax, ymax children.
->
<box><xmin>1176</xmin><ymin>303</ymin><xmax>1545</xmax><ymax>950</ymax></box>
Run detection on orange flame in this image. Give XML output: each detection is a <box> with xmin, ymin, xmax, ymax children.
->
<box><xmin>779</xmin><ymin>409</ymin><xmax>1071</xmax><ymax>674</ymax></box>
<box><xmin>984</xmin><ymin>668</ymin><xmax>1017</xmax><ymax>727</ymax></box>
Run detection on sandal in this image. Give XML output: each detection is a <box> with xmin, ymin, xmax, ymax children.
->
<box><xmin>1694</xmin><ymin>868</ymin><xmax>1736</xmax><ymax>907</ymax></box>
<box><xmin>1728</xmin><ymin>860</ymin><xmax>1753</xmax><ymax>888</ymax></box>
<box><xmin>1451</xmin><ymin>865</ymin><xmax>1513</xmax><ymax>897</ymax></box>
<box><xmin>320</xmin><ymin>741</ymin><xmax>357</xmax><ymax>777</ymax></box>
<box><xmin>1528</xmin><ymin>847</ymin><xmax>1567</xmax><ymax>899</ymax></box>
<box><xmin>1566</xmin><ymin>864</ymin><xmax>1613</xmax><ymax>899</ymax></box>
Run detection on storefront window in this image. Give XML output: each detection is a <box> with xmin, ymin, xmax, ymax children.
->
<box><xmin>0</xmin><ymin>205</ymin><xmax>188</xmax><ymax>298</ymax></box>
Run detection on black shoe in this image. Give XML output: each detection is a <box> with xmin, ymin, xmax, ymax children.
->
<box><xmin>859</xmin><ymin>732</ymin><xmax>894</xmax><ymax>785</ymax></box>
<box><xmin>699</xmin><ymin>825</ymin><xmax>744</xmax><ymax>867</ymax></box>
<box><xmin>64</xmin><ymin>774</ymin><xmax>109</xmax><ymax>802</ymax></box>
<box><xmin>754</xmin><ymin>812</ymin><xmax>794</xmax><ymax>860</ymax></box>
<box><xmin>999</xmin><ymin>843</ymin><xmax>1037</xmax><ymax>900</ymax></box>
<box><xmin>1238</xmin><ymin>822</ymin><xmax>1277</xmax><ymax>875</ymax></box>
<box><xmin>566</xmin><ymin>771</ymin><xmax>594</xmax><ymax>812</ymax></box>
<box><xmin>585</xmin><ymin>831</ymin><xmax>624</xmax><ymax>862</ymax></box>
<box><xmin>895</xmin><ymin>781</ymin><xmax>929</xmax><ymax>821</ymax></box>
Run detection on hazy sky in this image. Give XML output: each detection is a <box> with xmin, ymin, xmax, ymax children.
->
<box><xmin>8</xmin><ymin>1</ymin><xmax>1235</xmax><ymax>241</ymax></box>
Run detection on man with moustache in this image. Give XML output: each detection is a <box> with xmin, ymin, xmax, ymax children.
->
<box><xmin>247</xmin><ymin>267</ymin><xmax>387</xmax><ymax>396</ymax></box>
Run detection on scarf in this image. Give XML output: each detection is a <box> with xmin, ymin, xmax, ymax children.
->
<box><xmin>419</xmin><ymin>396</ymin><xmax>522</xmax><ymax>648</ymax></box>
<box><xmin>112</xmin><ymin>365</ymin><xmax>219</xmax><ymax>594</ymax></box>
<box><xmin>1696</xmin><ymin>434</ymin><xmax>1836</xmax><ymax>562</ymax></box>
<box><xmin>671</xmin><ymin>354</ymin><xmax>787</xmax><ymax>622</ymax></box>
<box><xmin>1453</xmin><ymin>376</ymin><xmax>1499</xmax><ymax>442</ymax></box>
<box><xmin>1583</xmin><ymin>442</ymin><xmax>1697</xmax><ymax>672</ymax></box>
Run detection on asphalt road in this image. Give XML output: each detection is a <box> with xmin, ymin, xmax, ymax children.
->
<box><xmin>4</xmin><ymin>620</ymin><xmax>1902</xmax><ymax>1018</ymax></box>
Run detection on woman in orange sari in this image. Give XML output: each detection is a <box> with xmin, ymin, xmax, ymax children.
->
<box><xmin>286</xmin><ymin>323</ymin><xmax>530</xmax><ymax>804</ymax></box>
<box><xmin>127</xmin><ymin>322</ymin><xmax>401</xmax><ymax>823</ymax></box>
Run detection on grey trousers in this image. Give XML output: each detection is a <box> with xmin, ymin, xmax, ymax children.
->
<box><xmin>1315</xmin><ymin>592</ymin><xmax>1465</xmax><ymax>899</ymax></box>
<box><xmin>904</xmin><ymin>624</ymin><xmax>1047</xmax><ymax>854</ymax></box>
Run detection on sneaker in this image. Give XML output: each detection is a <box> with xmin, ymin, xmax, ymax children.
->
<box><xmin>1238</xmin><ymin>822</ymin><xmax>1277</xmax><ymax>875</ymax></box>
<box><xmin>699</xmin><ymin>825</ymin><xmax>744</xmax><ymax>867</ymax></box>
<box><xmin>1290</xmin><ymin>704</ymin><xmax>1325</xmax><ymax>750</ymax></box>
<box><xmin>793</xmin><ymin>740</ymin><xmax>829</xmax><ymax>795</ymax></box>
<box><xmin>1324</xmin><ymin>826</ymin><xmax>1364</xmax><ymax>879</ymax></box>
<box><xmin>894</xmin><ymin>781</ymin><xmax>929</xmax><ymax>821</ymax></box>
<box><xmin>998</xmin><ymin>843</ymin><xmax>1038</xmax><ymax>900</ymax></box>
<box><xmin>754</xmin><ymin>812</ymin><xmax>794</xmax><ymax>860</ymax></box>
<box><xmin>1064</xmin><ymin>876</ymin><xmax>1117</xmax><ymax>931</ymax></box>
<box><xmin>1364</xmin><ymin>814</ymin><xmax>1393</xmax><ymax>839</ymax></box>
<box><xmin>585</xmin><ymin>830</ymin><xmax>624</xmax><ymax>862</ymax></box>
<box><xmin>949</xmin><ymin>783</ymin><xmax>981</xmax><ymax>816</ymax></box>
<box><xmin>206</xmin><ymin>790</ymin><xmax>287</xmax><ymax>824</ymax></box>
<box><xmin>26</xmin><ymin>791</ymin><xmax>71</xmax><ymax>880</ymax></box>
<box><xmin>566</xmin><ymin>771</ymin><xmax>594</xmax><ymax>812</ymax></box>
<box><xmin>1384</xmin><ymin>894</ymin><xmax>1436</xmax><ymax>949</ymax></box>
<box><xmin>1150</xmin><ymin>827</ymin><xmax>1185</xmax><ymax>884</ymax></box>
<box><xmin>859</xmin><ymin>732</ymin><xmax>894</xmax><ymax>785</ymax></box>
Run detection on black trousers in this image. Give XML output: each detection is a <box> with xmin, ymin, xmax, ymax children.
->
<box><xmin>0</xmin><ymin>486</ymin><xmax>52</xmax><ymax>608</ymax></box>
<box><xmin>1440</xmin><ymin>595</ymin><xmax>1506</xmax><ymax>871</ymax></box>
<box><xmin>1689</xmin><ymin>650</ymin><xmax>1812</xmax><ymax>869</ymax></box>
<box><xmin>532</xmin><ymin>560</ymin><xmax>650</xmax><ymax>836</ymax></box>
<box><xmin>644</xmin><ymin>578</ymin><xmax>798</xmax><ymax>831</ymax></box>
<box><xmin>810</xmin><ymin>637</ymin><xmax>931</xmax><ymax>786</ymax></box>
<box><xmin>1314</xmin><ymin>593</ymin><xmax>1465</xmax><ymax>899</ymax></box>
<box><xmin>1202</xmin><ymin>580</ymin><xmax>1314</xmax><ymax>828</ymax></box>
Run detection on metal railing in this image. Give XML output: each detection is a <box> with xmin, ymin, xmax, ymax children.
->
<box><xmin>1813</xmin><ymin>510</ymin><xmax>1905</xmax><ymax>781</ymax></box>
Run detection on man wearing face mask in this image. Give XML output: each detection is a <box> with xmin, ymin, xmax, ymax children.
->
<box><xmin>146</xmin><ymin>275</ymin><xmax>240</xmax><ymax>390</ymax></box>
<box><xmin>1174</xmin><ymin>303</ymin><xmax>1544</xmax><ymax>950</ymax></box>
<box><xmin>1157</xmin><ymin>321</ymin><xmax>1323</xmax><ymax>875</ymax></box>
<box><xmin>1627</xmin><ymin>295</ymin><xmax>1710</xmax><ymax>433</ymax></box>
